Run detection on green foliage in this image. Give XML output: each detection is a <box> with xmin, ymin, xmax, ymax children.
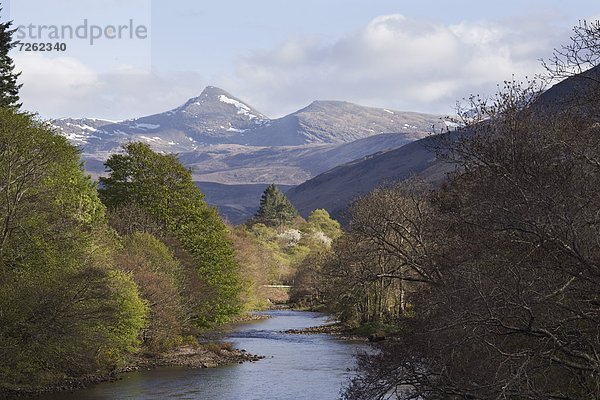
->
<box><xmin>250</xmin><ymin>223</ymin><xmax>278</xmax><ymax>241</ymax></box>
<box><xmin>237</xmin><ymin>209</ymin><xmax>341</xmax><ymax>308</ymax></box>
<box><xmin>100</xmin><ymin>269</ymin><xmax>149</xmax><ymax>361</ymax></box>
<box><xmin>229</xmin><ymin>226</ymin><xmax>273</xmax><ymax>310</ymax></box>
<box><xmin>0</xmin><ymin>109</ymin><xmax>147</xmax><ymax>389</ymax></box>
<box><xmin>99</xmin><ymin>142</ymin><xmax>202</xmax><ymax>211</ymax></box>
<box><xmin>0</xmin><ymin>265</ymin><xmax>147</xmax><ymax>387</ymax></box>
<box><xmin>0</xmin><ymin>10</ymin><xmax>21</xmax><ymax>108</ymax></box>
<box><xmin>305</xmin><ymin>209</ymin><xmax>342</xmax><ymax>240</ymax></box>
<box><xmin>116</xmin><ymin>232</ymin><xmax>187</xmax><ymax>353</ymax></box>
<box><xmin>0</xmin><ymin>110</ymin><xmax>103</xmax><ymax>265</ymax></box>
<box><xmin>288</xmin><ymin>209</ymin><xmax>343</xmax><ymax>307</ymax></box>
<box><xmin>254</xmin><ymin>184</ymin><xmax>299</xmax><ymax>227</ymax></box>
<box><xmin>99</xmin><ymin>142</ymin><xmax>242</xmax><ymax>326</ymax></box>
<box><xmin>247</xmin><ymin>223</ymin><xmax>306</xmax><ymax>284</ymax></box>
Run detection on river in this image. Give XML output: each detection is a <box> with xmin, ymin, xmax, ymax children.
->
<box><xmin>33</xmin><ymin>310</ymin><xmax>365</xmax><ymax>400</ymax></box>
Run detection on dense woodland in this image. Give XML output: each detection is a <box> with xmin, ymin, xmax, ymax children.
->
<box><xmin>0</xmin><ymin>114</ymin><xmax>339</xmax><ymax>391</ymax></box>
<box><xmin>291</xmin><ymin>21</ymin><xmax>600</xmax><ymax>399</ymax></box>
<box><xmin>0</xmin><ymin>11</ymin><xmax>342</xmax><ymax>392</ymax></box>
<box><xmin>1</xmin><ymin>6</ymin><xmax>599</xmax><ymax>399</ymax></box>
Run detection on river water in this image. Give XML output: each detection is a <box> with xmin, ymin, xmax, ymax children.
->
<box><xmin>34</xmin><ymin>310</ymin><xmax>365</xmax><ymax>400</ymax></box>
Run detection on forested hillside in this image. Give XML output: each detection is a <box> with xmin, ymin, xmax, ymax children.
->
<box><xmin>290</xmin><ymin>21</ymin><xmax>600</xmax><ymax>400</ymax></box>
<box><xmin>4</xmin><ymin>4</ymin><xmax>600</xmax><ymax>399</ymax></box>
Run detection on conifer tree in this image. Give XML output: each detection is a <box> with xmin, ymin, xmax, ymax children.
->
<box><xmin>254</xmin><ymin>184</ymin><xmax>299</xmax><ymax>227</ymax></box>
<box><xmin>0</xmin><ymin>8</ymin><xmax>21</xmax><ymax>108</ymax></box>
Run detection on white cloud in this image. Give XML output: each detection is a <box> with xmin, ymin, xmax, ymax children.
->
<box><xmin>14</xmin><ymin>53</ymin><xmax>207</xmax><ymax>119</ymax></box>
<box><xmin>13</xmin><ymin>14</ymin><xmax>574</xmax><ymax>120</ymax></box>
<box><xmin>225</xmin><ymin>14</ymin><xmax>571</xmax><ymax>116</ymax></box>
<box><xmin>15</xmin><ymin>53</ymin><xmax>99</xmax><ymax>114</ymax></box>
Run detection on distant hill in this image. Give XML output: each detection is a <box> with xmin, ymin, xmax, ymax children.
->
<box><xmin>196</xmin><ymin>182</ymin><xmax>294</xmax><ymax>225</ymax></box>
<box><xmin>532</xmin><ymin>64</ymin><xmax>600</xmax><ymax>118</ymax></box>
<box><xmin>287</xmin><ymin>134</ymin><xmax>455</xmax><ymax>220</ymax></box>
<box><xmin>287</xmin><ymin>67</ymin><xmax>599</xmax><ymax>221</ymax></box>
<box><xmin>179</xmin><ymin>132</ymin><xmax>427</xmax><ymax>185</ymax></box>
<box><xmin>54</xmin><ymin>86</ymin><xmax>445</xmax><ymax>222</ymax></box>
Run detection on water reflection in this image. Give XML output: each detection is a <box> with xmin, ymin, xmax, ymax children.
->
<box><xmin>31</xmin><ymin>311</ymin><xmax>365</xmax><ymax>400</ymax></box>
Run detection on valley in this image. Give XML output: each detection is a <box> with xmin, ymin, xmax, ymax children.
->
<box><xmin>53</xmin><ymin>86</ymin><xmax>446</xmax><ymax>223</ymax></box>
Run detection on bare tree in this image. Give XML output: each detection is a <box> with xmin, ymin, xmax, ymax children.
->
<box><xmin>543</xmin><ymin>20</ymin><xmax>600</xmax><ymax>83</ymax></box>
<box><xmin>321</xmin><ymin>179</ymin><xmax>448</xmax><ymax>325</ymax></box>
<box><xmin>342</xmin><ymin>79</ymin><xmax>600</xmax><ymax>399</ymax></box>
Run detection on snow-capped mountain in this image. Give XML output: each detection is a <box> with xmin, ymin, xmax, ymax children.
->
<box><xmin>54</xmin><ymin>86</ymin><xmax>444</xmax><ymax>152</ymax></box>
<box><xmin>243</xmin><ymin>100</ymin><xmax>441</xmax><ymax>146</ymax></box>
<box><xmin>53</xmin><ymin>86</ymin><xmax>270</xmax><ymax>153</ymax></box>
<box><xmin>53</xmin><ymin>86</ymin><xmax>445</xmax><ymax>222</ymax></box>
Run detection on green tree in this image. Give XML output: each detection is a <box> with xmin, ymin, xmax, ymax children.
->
<box><xmin>0</xmin><ymin>109</ymin><xmax>147</xmax><ymax>390</ymax></box>
<box><xmin>230</xmin><ymin>226</ymin><xmax>273</xmax><ymax>310</ymax></box>
<box><xmin>116</xmin><ymin>232</ymin><xmax>187</xmax><ymax>352</ymax></box>
<box><xmin>0</xmin><ymin>8</ymin><xmax>21</xmax><ymax>108</ymax></box>
<box><xmin>290</xmin><ymin>210</ymin><xmax>342</xmax><ymax>308</ymax></box>
<box><xmin>306</xmin><ymin>209</ymin><xmax>342</xmax><ymax>240</ymax></box>
<box><xmin>254</xmin><ymin>184</ymin><xmax>299</xmax><ymax>227</ymax></box>
<box><xmin>99</xmin><ymin>142</ymin><xmax>242</xmax><ymax>326</ymax></box>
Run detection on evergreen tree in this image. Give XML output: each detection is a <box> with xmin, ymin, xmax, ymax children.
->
<box><xmin>0</xmin><ymin>9</ymin><xmax>21</xmax><ymax>108</ymax></box>
<box><xmin>254</xmin><ymin>184</ymin><xmax>299</xmax><ymax>227</ymax></box>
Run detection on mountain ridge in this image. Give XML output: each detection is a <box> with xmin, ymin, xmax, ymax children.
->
<box><xmin>287</xmin><ymin>67</ymin><xmax>600</xmax><ymax>222</ymax></box>
<box><xmin>53</xmin><ymin>86</ymin><xmax>446</xmax><ymax>222</ymax></box>
<box><xmin>53</xmin><ymin>86</ymin><xmax>445</xmax><ymax>150</ymax></box>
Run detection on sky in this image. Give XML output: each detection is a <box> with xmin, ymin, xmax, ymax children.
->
<box><xmin>5</xmin><ymin>0</ymin><xmax>600</xmax><ymax>120</ymax></box>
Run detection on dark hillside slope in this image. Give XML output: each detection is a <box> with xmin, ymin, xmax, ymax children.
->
<box><xmin>287</xmin><ymin>134</ymin><xmax>455</xmax><ymax>220</ymax></box>
<box><xmin>288</xmin><ymin>66</ymin><xmax>600</xmax><ymax>220</ymax></box>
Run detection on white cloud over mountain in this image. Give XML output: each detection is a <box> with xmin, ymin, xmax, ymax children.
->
<box><xmin>15</xmin><ymin>53</ymin><xmax>207</xmax><ymax>119</ymax></box>
<box><xmin>15</xmin><ymin>14</ymin><xmax>574</xmax><ymax>119</ymax></box>
<box><xmin>230</xmin><ymin>14</ymin><xmax>569</xmax><ymax>115</ymax></box>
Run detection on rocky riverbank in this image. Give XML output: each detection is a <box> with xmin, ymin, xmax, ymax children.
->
<box><xmin>1</xmin><ymin>322</ymin><xmax>267</xmax><ymax>399</ymax></box>
<box><xmin>285</xmin><ymin>321</ymin><xmax>393</xmax><ymax>342</ymax></box>
<box><xmin>132</xmin><ymin>342</ymin><xmax>265</xmax><ymax>369</ymax></box>
<box><xmin>285</xmin><ymin>322</ymin><xmax>369</xmax><ymax>341</ymax></box>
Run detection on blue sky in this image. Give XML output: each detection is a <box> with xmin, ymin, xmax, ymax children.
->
<box><xmin>6</xmin><ymin>0</ymin><xmax>600</xmax><ymax>120</ymax></box>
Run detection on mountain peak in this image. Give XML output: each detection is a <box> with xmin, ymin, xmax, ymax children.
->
<box><xmin>175</xmin><ymin>86</ymin><xmax>267</xmax><ymax>121</ymax></box>
<box><xmin>199</xmin><ymin>85</ymin><xmax>235</xmax><ymax>98</ymax></box>
<box><xmin>303</xmin><ymin>100</ymin><xmax>351</xmax><ymax>111</ymax></box>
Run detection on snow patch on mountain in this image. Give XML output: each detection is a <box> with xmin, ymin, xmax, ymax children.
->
<box><xmin>130</xmin><ymin>122</ymin><xmax>161</xmax><ymax>130</ymax></box>
<box><xmin>62</xmin><ymin>123</ymin><xmax>99</xmax><ymax>133</ymax></box>
<box><xmin>62</xmin><ymin>131</ymin><xmax>90</xmax><ymax>143</ymax></box>
<box><xmin>218</xmin><ymin>94</ymin><xmax>261</xmax><ymax>119</ymax></box>
<box><xmin>227</xmin><ymin>127</ymin><xmax>247</xmax><ymax>133</ymax></box>
<box><xmin>139</xmin><ymin>136</ymin><xmax>165</xmax><ymax>143</ymax></box>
